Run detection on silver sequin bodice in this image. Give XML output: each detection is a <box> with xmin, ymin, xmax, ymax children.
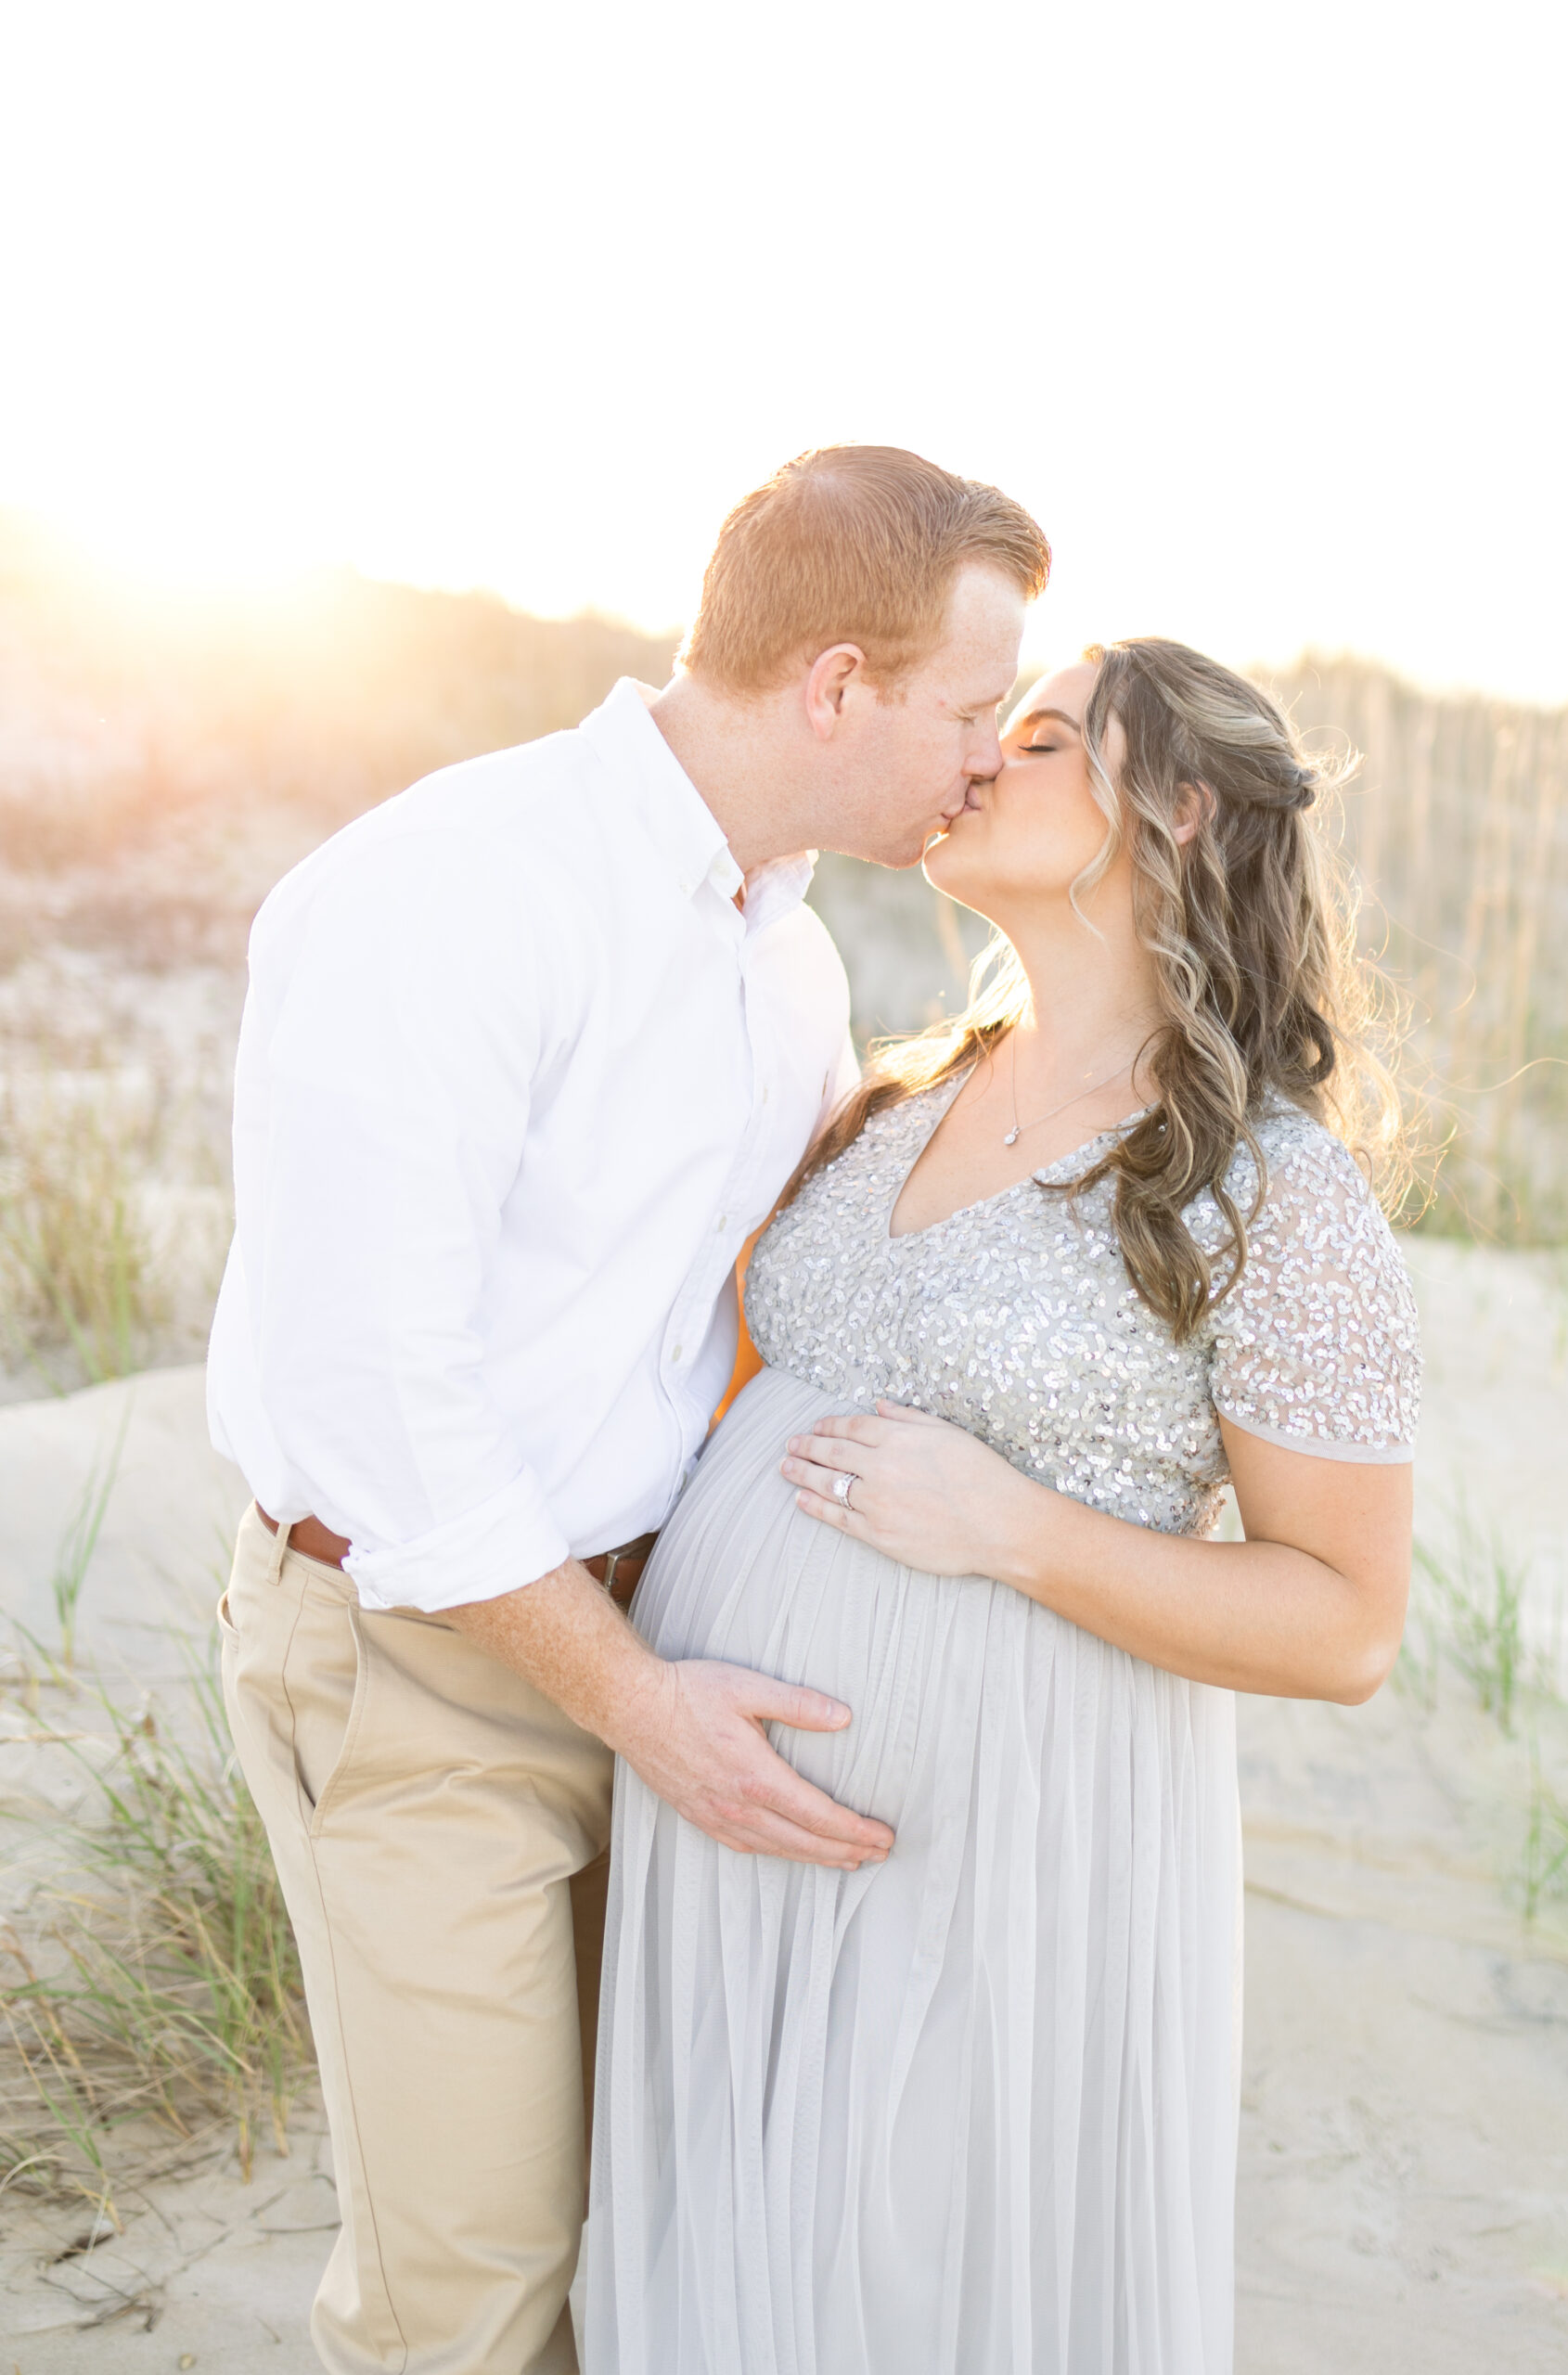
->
<box><xmin>745</xmin><ymin>1077</ymin><xmax>1421</xmax><ymax>1538</ymax></box>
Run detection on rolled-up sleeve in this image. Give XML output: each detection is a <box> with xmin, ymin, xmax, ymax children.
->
<box><xmin>244</xmin><ymin>829</ymin><xmax>573</xmax><ymax>1611</ymax></box>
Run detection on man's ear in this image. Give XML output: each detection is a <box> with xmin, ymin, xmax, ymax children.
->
<box><xmin>803</xmin><ymin>643</ymin><xmax>869</xmax><ymax>742</ymax></box>
<box><xmin>1171</xmin><ymin>780</ymin><xmax>1216</xmax><ymax>847</ymax></box>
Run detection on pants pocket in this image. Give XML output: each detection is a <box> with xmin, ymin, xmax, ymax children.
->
<box><xmin>282</xmin><ymin>1580</ymin><xmax>374</xmax><ymax>1839</ymax></box>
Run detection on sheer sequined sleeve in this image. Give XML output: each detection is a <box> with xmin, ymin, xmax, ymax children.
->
<box><xmin>1207</xmin><ymin>1126</ymin><xmax>1420</xmax><ymax>1463</ymax></box>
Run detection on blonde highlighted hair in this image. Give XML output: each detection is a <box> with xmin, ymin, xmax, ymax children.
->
<box><xmin>682</xmin><ymin>445</ymin><xmax>1050</xmax><ymax>697</ymax></box>
<box><xmin>786</xmin><ymin>636</ymin><xmax>1407</xmax><ymax>1340</ymax></box>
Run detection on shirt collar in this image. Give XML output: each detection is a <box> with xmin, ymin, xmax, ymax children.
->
<box><xmin>578</xmin><ymin>679</ymin><xmax>816</xmax><ymax>926</ymax></box>
<box><xmin>740</xmin><ymin>850</ymin><xmax>818</xmax><ymax>935</ymax></box>
<box><xmin>578</xmin><ymin>678</ymin><xmax>740</xmax><ymax>904</ymax></box>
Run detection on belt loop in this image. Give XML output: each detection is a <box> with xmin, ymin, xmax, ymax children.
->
<box><xmin>262</xmin><ymin>1513</ymin><xmax>292</xmax><ymax>1587</ymax></box>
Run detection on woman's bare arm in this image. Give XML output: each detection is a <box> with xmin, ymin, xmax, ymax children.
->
<box><xmin>782</xmin><ymin>1403</ymin><xmax>1410</xmax><ymax>1705</ymax></box>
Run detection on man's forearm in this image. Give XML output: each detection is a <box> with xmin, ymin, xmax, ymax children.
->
<box><xmin>444</xmin><ymin>1558</ymin><xmax>668</xmax><ymax>1752</ymax></box>
<box><xmin>445</xmin><ymin>1555</ymin><xmax>896</xmax><ymax>1868</ymax></box>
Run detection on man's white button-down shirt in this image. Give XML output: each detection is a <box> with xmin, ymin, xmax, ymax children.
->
<box><xmin>207</xmin><ymin>679</ymin><xmax>857</xmax><ymax>1613</ymax></box>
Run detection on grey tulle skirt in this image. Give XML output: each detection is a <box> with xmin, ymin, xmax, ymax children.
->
<box><xmin>585</xmin><ymin>1367</ymin><xmax>1240</xmax><ymax>2375</ymax></box>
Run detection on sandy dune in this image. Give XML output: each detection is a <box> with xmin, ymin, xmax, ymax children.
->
<box><xmin>3</xmin><ymin>1235</ymin><xmax>1566</xmax><ymax>2369</ymax></box>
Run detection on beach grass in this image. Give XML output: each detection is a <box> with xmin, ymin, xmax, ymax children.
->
<box><xmin>1396</xmin><ymin>1498</ymin><xmax>1568</xmax><ymax>1932</ymax></box>
<box><xmin>46</xmin><ymin>1402</ymin><xmax>131</xmax><ymax>1670</ymax></box>
<box><xmin>0</xmin><ymin>1636</ymin><xmax>310</xmax><ymax>2215</ymax></box>
<box><xmin>1400</xmin><ymin>1506</ymin><xmax>1534</xmax><ymax>1733</ymax></box>
<box><xmin>0</xmin><ymin>1073</ymin><xmax>168</xmax><ymax>1387</ymax></box>
<box><xmin>1523</xmin><ymin>1738</ymin><xmax>1568</xmax><ymax>1924</ymax></box>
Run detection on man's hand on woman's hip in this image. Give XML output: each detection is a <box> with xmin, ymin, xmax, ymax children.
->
<box><xmin>445</xmin><ymin>1560</ymin><xmax>893</xmax><ymax>1871</ymax></box>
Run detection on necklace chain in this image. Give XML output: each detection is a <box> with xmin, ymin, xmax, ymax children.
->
<box><xmin>1003</xmin><ymin>1032</ymin><xmax>1136</xmax><ymax>1148</ymax></box>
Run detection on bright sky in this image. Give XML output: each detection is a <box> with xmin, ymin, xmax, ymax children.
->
<box><xmin>3</xmin><ymin>0</ymin><xmax>1564</xmax><ymax>701</ymax></box>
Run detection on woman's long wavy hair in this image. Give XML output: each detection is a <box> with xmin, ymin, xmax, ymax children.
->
<box><xmin>784</xmin><ymin>636</ymin><xmax>1407</xmax><ymax>1342</ymax></box>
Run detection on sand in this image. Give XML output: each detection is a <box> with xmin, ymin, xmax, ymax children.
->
<box><xmin>4</xmin><ymin>1238</ymin><xmax>1567</xmax><ymax>2369</ymax></box>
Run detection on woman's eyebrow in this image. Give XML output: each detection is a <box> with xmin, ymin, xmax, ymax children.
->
<box><xmin>1020</xmin><ymin>706</ymin><xmax>1083</xmax><ymax>734</ymax></box>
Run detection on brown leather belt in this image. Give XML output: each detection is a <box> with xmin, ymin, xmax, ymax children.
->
<box><xmin>255</xmin><ymin>1508</ymin><xmax>657</xmax><ymax>1610</ymax></box>
<box><xmin>584</xmin><ymin>1531</ymin><xmax>660</xmax><ymax>1609</ymax></box>
<box><xmin>256</xmin><ymin>1506</ymin><xmax>353</xmax><ymax>1567</ymax></box>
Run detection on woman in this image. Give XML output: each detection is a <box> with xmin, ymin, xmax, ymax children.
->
<box><xmin>585</xmin><ymin>638</ymin><xmax>1420</xmax><ymax>2374</ymax></box>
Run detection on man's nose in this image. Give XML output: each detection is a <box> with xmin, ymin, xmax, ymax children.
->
<box><xmin>965</xmin><ymin>724</ymin><xmax>1006</xmax><ymax>780</ymax></box>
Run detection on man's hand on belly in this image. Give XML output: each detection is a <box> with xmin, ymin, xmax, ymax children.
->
<box><xmin>610</xmin><ymin>1655</ymin><xmax>895</xmax><ymax>1868</ymax></box>
<box><xmin>446</xmin><ymin>1562</ymin><xmax>894</xmax><ymax>1870</ymax></box>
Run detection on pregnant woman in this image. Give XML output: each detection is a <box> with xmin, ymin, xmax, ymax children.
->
<box><xmin>585</xmin><ymin>637</ymin><xmax>1420</xmax><ymax>2375</ymax></box>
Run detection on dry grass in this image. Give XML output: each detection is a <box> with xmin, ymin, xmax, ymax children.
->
<box><xmin>1396</xmin><ymin>1503</ymin><xmax>1568</xmax><ymax>1927</ymax></box>
<box><xmin>0</xmin><ymin>964</ymin><xmax>238</xmax><ymax>1392</ymax></box>
<box><xmin>0</xmin><ymin>511</ymin><xmax>678</xmax><ymax>881</ymax></box>
<box><xmin>1397</xmin><ymin>1505</ymin><xmax>1538</xmax><ymax>1732</ymax></box>
<box><xmin>0</xmin><ymin>1636</ymin><xmax>310</xmax><ymax>2215</ymax></box>
<box><xmin>0</xmin><ymin>1075</ymin><xmax>169</xmax><ymax>1385</ymax></box>
<box><xmin>1264</xmin><ymin>659</ymin><xmax>1568</xmax><ymax>1244</ymax></box>
<box><xmin>1523</xmin><ymin>1745</ymin><xmax>1568</xmax><ymax>1924</ymax></box>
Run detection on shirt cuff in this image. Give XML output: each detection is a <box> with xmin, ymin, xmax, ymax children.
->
<box><xmin>343</xmin><ymin>1468</ymin><xmax>572</xmax><ymax>1613</ymax></box>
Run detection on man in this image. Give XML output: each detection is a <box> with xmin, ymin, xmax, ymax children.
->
<box><xmin>212</xmin><ymin>445</ymin><xmax>1049</xmax><ymax>2374</ymax></box>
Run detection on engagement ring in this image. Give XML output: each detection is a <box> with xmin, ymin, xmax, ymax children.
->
<box><xmin>832</xmin><ymin>1471</ymin><xmax>856</xmax><ymax>1509</ymax></box>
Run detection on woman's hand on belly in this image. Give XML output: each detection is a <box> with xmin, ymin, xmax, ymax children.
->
<box><xmin>786</xmin><ymin>1401</ymin><xmax>1414</xmax><ymax>1706</ymax></box>
<box><xmin>783</xmin><ymin>1402</ymin><xmax>1035</xmax><ymax>1579</ymax></box>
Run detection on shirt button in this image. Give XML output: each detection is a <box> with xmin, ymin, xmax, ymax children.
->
<box><xmin>715</xmin><ymin>1215</ymin><xmax>726</xmax><ymax>1232</ymax></box>
<box><xmin>671</xmin><ymin>1345</ymin><xmax>683</xmax><ymax>1363</ymax></box>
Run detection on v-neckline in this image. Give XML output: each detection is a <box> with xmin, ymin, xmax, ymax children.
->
<box><xmin>884</xmin><ymin>1069</ymin><xmax>1150</xmax><ymax>1244</ymax></box>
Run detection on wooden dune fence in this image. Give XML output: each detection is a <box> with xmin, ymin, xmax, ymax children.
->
<box><xmin>1266</xmin><ymin>660</ymin><xmax>1568</xmax><ymax>1240</ymax></box>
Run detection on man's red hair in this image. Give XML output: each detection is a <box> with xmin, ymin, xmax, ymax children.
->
<box><xmin>682</xmin><ymin>445</ymin><xmax>1049</xmax><ymax>696</ymax></box>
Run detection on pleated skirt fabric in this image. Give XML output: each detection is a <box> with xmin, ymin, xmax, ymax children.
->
<box><xmin>585</xmin><ymin>1367</ymin><xmax>1241</xmax><ymax>2375</ymax></box>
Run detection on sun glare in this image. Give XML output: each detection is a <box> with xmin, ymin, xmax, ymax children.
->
<box><xmin>1</xmin><ymin>3</ymin><xmax>1563</xmax><ymax>698</ymax></box>
<box><xmin>37</xmin><ymin>493</ymin><xmax>322</xmax><ymax>599</ymax></box>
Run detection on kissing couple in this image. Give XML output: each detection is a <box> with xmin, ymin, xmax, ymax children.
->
<box><xmin>212</xmin><ymin>445</ymin><xmax>1420</xmax><ymax>2375</ymax></box>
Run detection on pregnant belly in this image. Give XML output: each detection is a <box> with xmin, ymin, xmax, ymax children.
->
<box><xmin>629</xmin><ymin>1364</ymin><xmax>1021</xmax><ymax>1831</ymax></box>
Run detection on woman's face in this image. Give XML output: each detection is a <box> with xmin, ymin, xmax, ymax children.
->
<box><xmin>922</xmin><ymin>660</ymin><xmax>1129</xmax><ymax>925</ymax></box>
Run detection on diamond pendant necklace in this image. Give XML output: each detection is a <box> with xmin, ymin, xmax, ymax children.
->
<box><xmin>1002</xmin><ymin>1031</ymin><xmax>1135</xmax><ymax>1148</ymax></box>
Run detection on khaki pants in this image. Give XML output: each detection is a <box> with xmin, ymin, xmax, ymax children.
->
<box><xmin>220</xmin><ymin>1506</ymin><xmax>612</xmax><ymax>2375</ymax></box>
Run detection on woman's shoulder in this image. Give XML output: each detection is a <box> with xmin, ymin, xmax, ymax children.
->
<box><xmin>1206</xmin><ymin>1104</ymin><xmax>1421</xmax><ymax>1455</ymax></box>
<box><xmin>1217</xmin><ymin>1101</ymin><xmax>1417</xmax><ymax>1316</ymax></box>
<box><xmin>1180</xmin><ymin>1100</ymin><xmax>1419</xmax><ymax>1329</ymax></box>
<box><xmin>1206</xmin><ymin>1101</ymin><xmax>1378</xmax><ymax>1225</ymax></box>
